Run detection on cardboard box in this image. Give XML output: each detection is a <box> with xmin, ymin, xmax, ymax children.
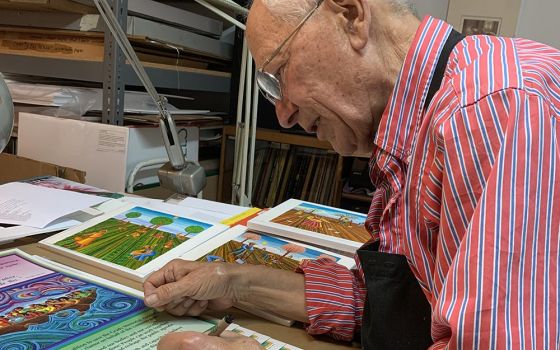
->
<box><xmin>0</xmin><ymin>0</ymin><xmax>94</xmax><ymax>14</ymax></box>
<box><xmin>0</xmin><ymin>27</ymin><xmax>214</xmax><ymax>69</ymax></box>
<box><xmin>17</xmin><ymin>113</ymin><xmax>199</xmax><ymax>193</ymax></box>
<box><xmin>0</xmin><ymin>25</ymin><xmax>230</xmax><ymax>65</ymax></box>
<box><xmin>0</xmin><ymin>28</ymin><xmax>104</xmax><ymax>61</ymax></box>
<box><xmin>0</xmin><ymin>153</ymin><xmax>85</xmax><ymax>184</ymax></box>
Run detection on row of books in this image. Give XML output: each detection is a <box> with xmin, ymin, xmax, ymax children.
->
<box><xmin>252</xmin><ymin>144</ymin><xmax>339</xmax><ymax>208</ymax></box>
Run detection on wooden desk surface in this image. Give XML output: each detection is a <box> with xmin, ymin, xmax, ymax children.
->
<box><xmin>15</xmin><ymin>243</ymin><xmax>357</xmax><ymax>350</ymax></box>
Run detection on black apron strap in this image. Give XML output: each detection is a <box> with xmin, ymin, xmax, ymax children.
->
<box><xmin>358</xmin><ymin>243</ymin><xmax>432</xmax><ymax>349</ymax></box>
<box><xmin>425</xmin><ymin>29</ymin><xmax>465</xmax><ymax>110</ymax></box>
<box><xmin>358</xmin><ymin>29</ymin><xmax>465</xmax><ymax>350</ymax></box>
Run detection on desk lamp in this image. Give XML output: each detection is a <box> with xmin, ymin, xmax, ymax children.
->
<box><xmin>94</xmin><ymin>0</ymin><xmax>206</xmax><ymax>196</ymax></box>
<box><xmin>0</xmin><ymin>73</ymin><xmax>14</xmax><ymax>154</ymax></box>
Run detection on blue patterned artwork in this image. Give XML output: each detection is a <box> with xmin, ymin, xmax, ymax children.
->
<box><xmin>0</xmin><ymin>271</ymin><xmax>144</xmax><ymax>349</ymax></box>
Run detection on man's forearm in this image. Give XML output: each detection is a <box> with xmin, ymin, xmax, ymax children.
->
<box><xmin>229</xmin><ymin>264</ymin><xmax>308</xmax><ymax>322</ymax></box>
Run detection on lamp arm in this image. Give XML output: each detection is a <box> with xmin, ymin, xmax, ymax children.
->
<box><xmin>94</xmin><ymin>0</ymin><xmax>186</xmax><ymax>170</ymax></box>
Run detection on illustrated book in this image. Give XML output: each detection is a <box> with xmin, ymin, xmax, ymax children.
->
<box><xmin>247</xmin><ymin>199</ymin><xmax>371</xmax><ymax>253</ymax></box>
<box><xmin>0</xmin><ymin>249</ymin><xmax>216</xmax><ymax>349</ymax></box>
<box><xmin>181</xmin><ymin>225</ymin><xmax>355</xmax><ymax>270</ymax></box>
<box><xmin>40</xmin><ymin>204</ymin><xmax>229</xmax><ymax>281</ymax></box>
<box><xmin>181</xmin><ymin>225</ymin><xmax>355</xmax><ymax>326</ymax></box>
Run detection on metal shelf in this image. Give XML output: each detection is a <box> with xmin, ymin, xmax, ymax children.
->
<box><xmin>70</xmin><ymin>0</ymin><xmax>223</xmax><ymax>37</ymax></box>
<box><xmin>0</xmin><ymin>0</ymin><xmax>234</xmax><ymax>125</ymax></box>
<box><xmin>0</xmin><ymin>10</ymin><xmax>232</xmax><ymax>60</ymax></box>
<box><xmin>0</xmin><ymin>54</ymin><xmax>231</xmax><ymax>93</ymax></box>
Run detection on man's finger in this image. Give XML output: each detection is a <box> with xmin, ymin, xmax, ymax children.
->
<box><xmin>157</xmin><ymin>331</ymin><xmax>227</xmax><ymax>350</ymax></box>
<box><xmin>145</xmin><ymin>260</ymin><xmax>203</xmax><ymax>291</ymax></box>
<box><xmin>143</xmin><ymin>281</ymin><xmax>157</xmax><ymax>298</ymax></box>
<box><xmin>165</xmin><ymin>297</ymin><xmax>192</xmax><ymax>316</ymax></box>
<box><xmin>185</xmin><ymin>299</ymin><xmax>208</xmax><ymax>316</ymax></box>
<box><xmin>145</xmin><ymin>277</ymin><xmax>199</xmax><ymax>307</ymax></box>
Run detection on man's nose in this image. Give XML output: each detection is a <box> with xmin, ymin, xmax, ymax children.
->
<box><xmin>275</xmin><ymin>97</ymin><xmax>299</xmax><ymax>128</ymax></box>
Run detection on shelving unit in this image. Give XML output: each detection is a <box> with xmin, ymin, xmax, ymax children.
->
<box><xmin>218</xmin><ymin>125</ymin><xmax>344</xmax><ymax>208</ymax></box>
<box><xmin>0</xmin><ymin>0</ymin><xmax>234</xmax><ymax>125</ymax></box>
<box><xmin>0</xmin><ymin>55</ymin><xmax>230</xmax><ymax>92</ymax></box>
<box><xmin>0</xmin><ymin>0</ymin><xmax>235</xmax><ymax>196</ymax></box>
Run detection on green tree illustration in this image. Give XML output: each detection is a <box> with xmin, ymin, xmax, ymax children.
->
<box><xmin>125</xmin><ymin>211</ymin><xmax>142</xmax><ymax>222</ymax></box>
<box><xmin>150</xmin><ymin>216</ymin><xmax>174</xmax><ymax>230</ymax></box>
<box><xmin>185</xmin><ymin>225</ymin><xmax>205</xmax><ymax>234</ymax></box>
<box><xmin>126</xmin><ymin>212</ymin><xmax>142</xmax><ymax>219</ymax></box>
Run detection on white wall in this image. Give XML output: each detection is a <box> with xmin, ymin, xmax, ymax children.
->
<box><xmin>516</xmin><ymin>0</ymin><xmax>560</xmax><ymax>48</ymax></box>
<box><xmin>410</xmin><ymin>0</ymin><xmax>449</xmax><ymax>20</ymax></box>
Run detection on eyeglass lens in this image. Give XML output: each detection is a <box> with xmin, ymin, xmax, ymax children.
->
<box><xmin>256</xmin><ymin>70</ymin><xmax>282</xmax><ymax>103</ymax></box>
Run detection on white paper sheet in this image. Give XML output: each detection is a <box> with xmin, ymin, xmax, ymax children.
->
<box><xmin>0</xmin><ymin>182</ymin><xmax>108</xmax><ymax>228</ymax></box>
<box><xmin>0</xmin><ymin>220</ymin><xmax>79</xmax><ymax>244</ymax></box>
<box><xmin>178</xmin><ymin>197</ymin><xmax>250</xmax><ymax>220</ymax></box>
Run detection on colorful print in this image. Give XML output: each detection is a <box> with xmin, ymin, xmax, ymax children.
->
<box><xmin>0</xmin><ymin>271</ymin><xmax>143</xmax><ymax>349</ymax></box>
<box><xmin>270</xmin><ymin>203</ymin><xmax>370</xmax><ymax>243</ymax></box>
<box><xmin>198</xmin><ymin>231</ymin><xmax>341</xmax><ymax>272</ymax></box>
<box><xmin>54</xmin><ymin>207</ymin><xmax>211</xmax><ymax>270</ymax></box>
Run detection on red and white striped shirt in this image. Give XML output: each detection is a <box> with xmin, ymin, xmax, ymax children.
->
<box><xmin>299</xmin><ymin>16</ymin><xmax>560</xmax><ymax>348</ymax></box>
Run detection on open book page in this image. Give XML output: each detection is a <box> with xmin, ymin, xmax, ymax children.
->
<box><xmin>40</xmin><ymin>204</ymin><xmax>229</xmax><ymax>279</ymax></box>
<box><xmin>0</xmin><ymin>249</ymin><xmax>215</xmax><ymax>349</ymax></box>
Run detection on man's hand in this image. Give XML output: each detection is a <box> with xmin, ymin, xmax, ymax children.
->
<box><xmin>143</xmin><ymin>259</ymin><xmax>308</xmax><ymax>322</ymax></box>
<box><xmin>144</xmin><ymin>260</ymin><xmax>241</xmax><ymax>316</ymax></box>
<box><xmin>157</xmin><ymin>331</ymin><xmax>264</xmax><ymax>350</ymax></box>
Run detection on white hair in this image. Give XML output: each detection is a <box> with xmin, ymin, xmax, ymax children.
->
<box><xmin>253</xmin><ymin>0</ymin><xmax>414</xmax><ymax>24</ymax></box>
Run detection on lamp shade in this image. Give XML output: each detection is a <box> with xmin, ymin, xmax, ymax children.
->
<box><xmin>0</xmin><ymin>73</ymin><xmax>14</xmax><ymax>153</ymax></box>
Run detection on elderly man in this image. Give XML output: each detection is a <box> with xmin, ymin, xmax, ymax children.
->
<box><xmin>144</xmin><ymin>0</ymin><xmax>560</xmax><ymax>348</ymax></box>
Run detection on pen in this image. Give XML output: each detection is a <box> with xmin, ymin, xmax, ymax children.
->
<box><xmin>208</xmin><ymin>314</ymin><xmax>234</xmax><ymax>337</ymax></box>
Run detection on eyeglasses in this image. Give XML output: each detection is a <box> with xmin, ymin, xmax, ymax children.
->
<box><xmin>256</xmin><ymin>0</ymin><xmax>324</xmax><ymax>105</ymax></box>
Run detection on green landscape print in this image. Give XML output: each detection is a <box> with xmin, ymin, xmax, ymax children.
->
<box><xmin>198</xmin><ymin>231</ymin><xmax>341</xmax><ymax>272</ymax></box>
<box><xmin>55</xmin><ymin>207</ymin><xmax>211</xmax><ymax>270</ymax></box>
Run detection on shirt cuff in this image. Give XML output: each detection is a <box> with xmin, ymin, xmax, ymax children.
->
<box><xmin>298</xmin><ymin>258</ymin><xmax>366</xmax><ymax>341</ymax></box>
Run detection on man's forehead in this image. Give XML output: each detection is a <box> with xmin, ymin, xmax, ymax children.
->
<box><xmin>246</xmin><ymin>0</ymin><xmax>292</xmax><ymax>67</ymax></box>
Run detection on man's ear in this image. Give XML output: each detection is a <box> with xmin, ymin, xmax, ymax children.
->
<box><xmin>326</xmin><ymin>0</ymin><xmax>370</xmax><ymax>50</ymax></box>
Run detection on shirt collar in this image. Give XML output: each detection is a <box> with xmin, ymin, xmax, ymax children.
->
<box><xmin>373</xmin><ymin>16</ymin><xmax>454</xmax><ymax>162</ymax></box>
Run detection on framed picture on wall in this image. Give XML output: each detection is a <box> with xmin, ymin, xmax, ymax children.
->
<box><xmin>461</xmin><ymin>16</ymin><xmax>502</xmax><ymax>36</ymax></box>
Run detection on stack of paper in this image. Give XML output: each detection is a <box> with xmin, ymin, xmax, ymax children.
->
<box><xmin>0</xmin><ymin>182</ymin><xmax>109</xmax><ymax>229</ymax></box>
<box><xmin>178</xmin><ymin>197</ymin><xmax>261</xmax><ymax>225</ymax></box>
<box><xmin>6</xmin><ymin>79</ymin><xmax>207</xmax><ymax>116</ymax></box>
